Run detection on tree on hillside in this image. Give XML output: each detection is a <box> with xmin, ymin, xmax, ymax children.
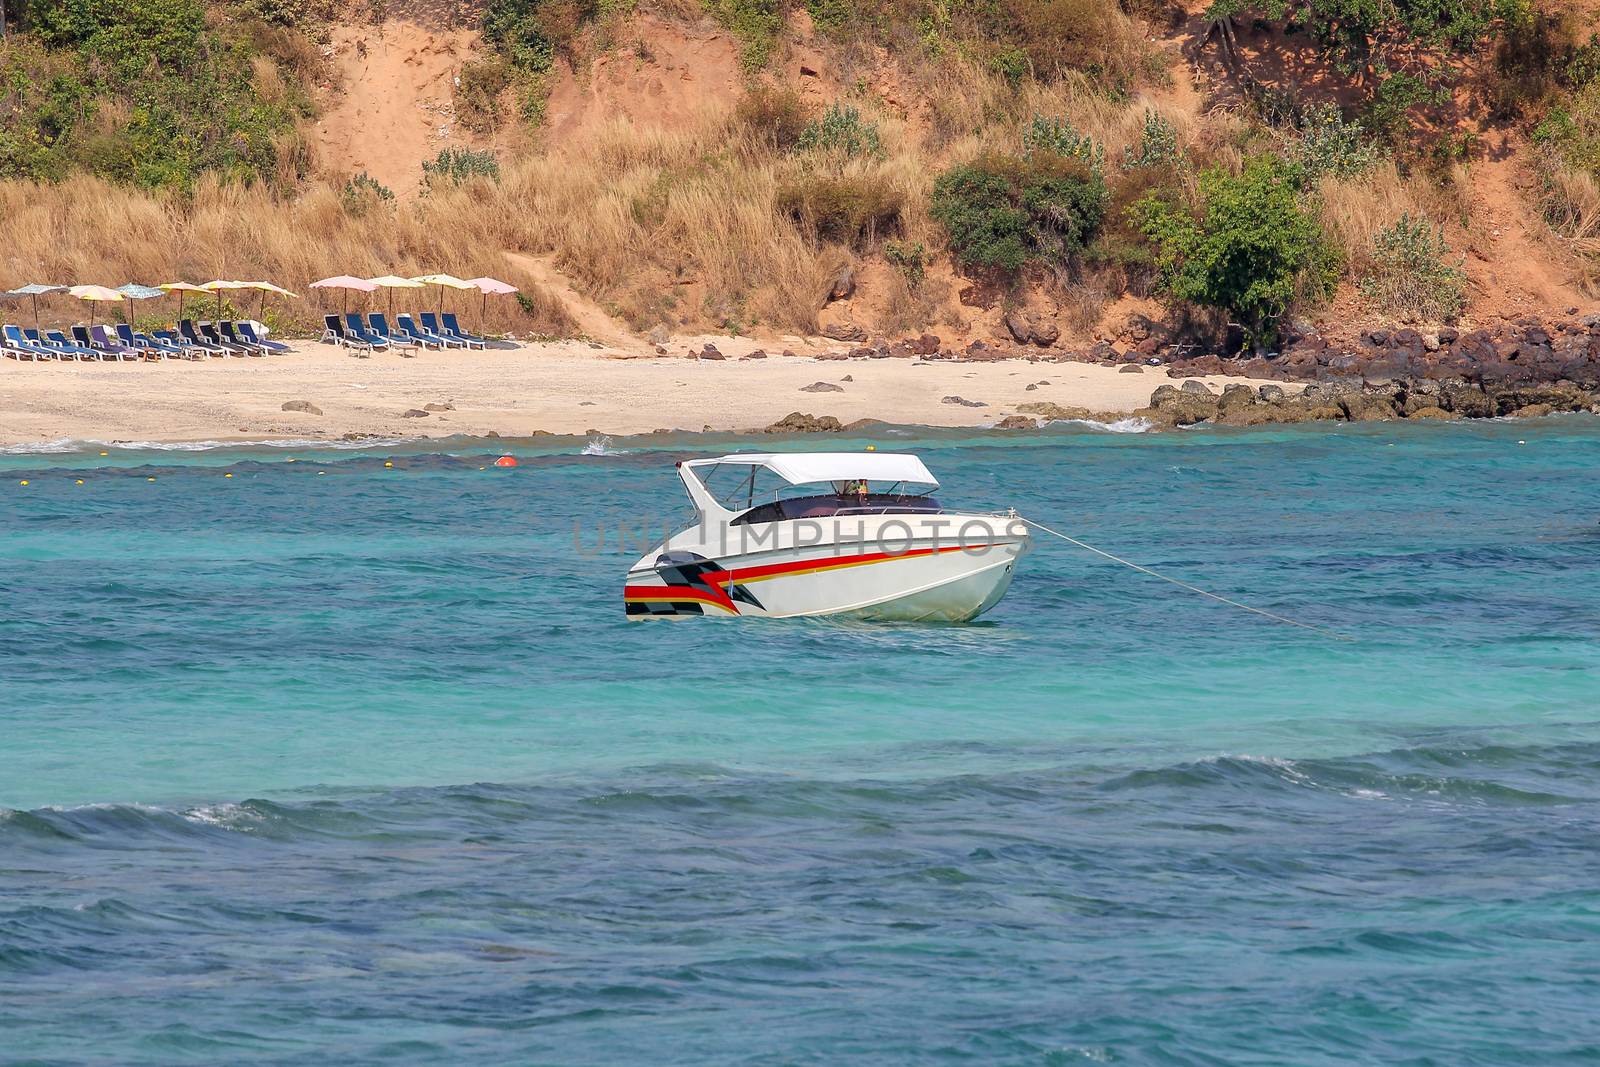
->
<box><xmin>1134</xmin><ymin>156</ymin><xmax>1338</xmax><ymax>353</ymax></box>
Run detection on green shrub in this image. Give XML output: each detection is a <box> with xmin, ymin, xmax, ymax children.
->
<box><xmin>1134</xmin><ymin>155</ymin><xmax>1338</xmax><ymax>350</ymax></box>
<box><xmin>1358</xmin><ymin>213</ymin><xmax>1467</xmax><ymax>322</ymax></box>
<box><xmin>455</xmin><ymin>57</ymin><xmax>514</xmax><ymax>133</ymax></box>
<box><xmin>1123</xmin><ymin>110</ymin><xmax>1180</xmax><ymax>169</ymax></box>
<box><xmin>421</xmin><ymin>147</ymin><xmax>501</xmax><ymax>187</ymax></box>
<box><xmin>931</xmin><ymin>152</ymin><xmax>1107</xmax><ymax>275</ymax></box>
<box><xmin>1023</xmin><ymin>114</ymin><xmax>1104</xmax><ymax>171</ymax></box>
<box><xmin>734</xmin><ymin>84</ymin><xmax>809</xmax><ymax>152</ymax></box>
<box><xmin>1287</xmin><ymin>102</ymin><xmax>1381</xmax><ymax>178</ymax></box>
<box><xmin>884</xmin><ymin>239</ymin><xmax>927</xmax><ymax>287</ymax></box>
<box><xmin>703</xmin><ymin>0</ymin><xmax>783</xmax><ymax>68</ymax></box>
<box><xmin>481</xmin><ymin>0</ymin><xmax>597</xmax><ymax>73</ymax></box>
<box><xmin>341</xmin><ymin>171</ymin><xmax>394</xmax><ymax>214</ymax></box>
<box><xmin>776</xmin><ymin>171</ymin><xmax>904</xmax><ymax>249</ymax></box>
<box><xmin>1534</xmin><ymin>81</ymin><xmax>1600</xmax><ymax>173</ymax></box>
<box><xmin>795</xmin><ymin>103</ymin><xmax>883</xmax><ymax>159</ymax></box>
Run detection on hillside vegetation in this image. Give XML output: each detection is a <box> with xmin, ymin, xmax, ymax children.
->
<box><xmin>0</xmin><ymin>0</ymin><xmax>1595</xmax><ymax>342</ymax></box>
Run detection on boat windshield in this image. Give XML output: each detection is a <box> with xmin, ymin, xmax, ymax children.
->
<box><xmin>690</xmin><ymin>461</ymin><xmax>940</xmax><ymax>522</ymax></box>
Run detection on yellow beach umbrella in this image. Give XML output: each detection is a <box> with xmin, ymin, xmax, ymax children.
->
<box><xmin>66</xmin><ymin>284</ymin><xmax>125</xmax><ymax>327</ymax></box>
<box><xmin>199</xmin><ymin>279</ymin><xmax>249</xmax><ymax>320</ymax></box>
<box><xmin>411</xmin><ymin>273</ymin><xmax>475</xmax><ymax>319</ymax></box>
<box><xmin>368</xmin><ymin>275</ymin><xmax>425</xmax><ymax>321</ymax></box>
<box><xmin>236</xmin><ymin>280</ymin><xmax>299</xmax><ymax>323</ymax></box>
<box><xmin>158</xmin><ymin>281</ymin><xmax>209</xmax><ymax>320</ymax></box>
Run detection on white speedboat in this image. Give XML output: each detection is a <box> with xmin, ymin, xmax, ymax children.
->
<box><xmin>624</xmin><ymin>452</ymin><xmax>1029</xmax><ymax>621</ymax></box>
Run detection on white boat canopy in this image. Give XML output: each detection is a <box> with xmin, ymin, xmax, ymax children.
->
<box><xmin>683</xmin><ymin>452</ymin><xmax>938</xmax><ymax>489</ymax></box>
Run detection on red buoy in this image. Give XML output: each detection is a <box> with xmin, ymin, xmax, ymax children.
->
<box><xmin>493</xmin><ymin>455</ymin><xmax>518</xmax><ymax>468</ymax></box>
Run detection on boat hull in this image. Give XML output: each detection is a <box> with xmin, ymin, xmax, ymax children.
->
<box><xmin>624</xmin><ymin>513</ymin><xmax>1029</xmax><ymax>622</ymax></box>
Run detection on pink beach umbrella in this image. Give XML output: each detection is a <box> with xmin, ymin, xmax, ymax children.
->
<box><xmin>466</xmin><ymin>276</ymin><xmax>518</xmax><ymax>332</ymax></box>
<box><xmin>65</xmin><ymin>284</ymin><xmax>125</xmax><ymax>328</ymax></box>
<box><xmin>309</xmin><ymin>275</ymin><xmax>379</xmax><ymax>317</ymax></box>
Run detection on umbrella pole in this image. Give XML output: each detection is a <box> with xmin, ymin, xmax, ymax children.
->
<box><xmin>31</xmin><ymin>294</ymin><xmax>39</xmax><ymax>331</ymax></box>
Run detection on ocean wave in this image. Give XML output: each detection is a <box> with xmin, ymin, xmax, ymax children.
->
<box><xmin>1049</xmin><ymin>417</ymin><xmax>1152</xmax><ymax>434</ymax></box>
<box><xmin>581</xmin><ymin>435</ymin><xmax>630</xmax><ymax>456</ymax></box>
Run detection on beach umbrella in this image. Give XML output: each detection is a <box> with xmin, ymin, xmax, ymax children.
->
<box><xmin>466</xmin><ymin>276</ymin><xmax>519</xmax><ymax>331</ymax></box>
<box><xmin>411</xmin><ymin>273</ymin><xmax>475</xmax><ymax>318</ymax></box>
<box><xmin>309</xmin><ymin>275</ymin><xmax>379</xmax><ymax>318</ymax></box>
<box><xmin>158</xmin><ymin>281</ymin><xmax>209</xmax><ymax>320</ymax></box>
<box><xmin>236</xmin><ymin>281</ymin><xmax>298</xmax><ymax>324</ymax></box>
<box><xmin>6</xmin><ymin>283</ymin><xmax>65</xmax><ymax>329</ymax></box>
<box><xmin>368</xmin><ymin>275</ymin><xmax>425</xmax><ymax>321</ymax></box>
<box><xmin>66</xmin><ymin>284</ymin><xmax>125</xmax><ymax>327</ymax></box>
<box><xmin>116</xmin><ymin>283</ymin><xmax>166</xmax><ymax>325</ymax></box>
<box><xmin>199</xmin><ymin>279</ymin><xmax>249</xmax><ymax>319</ymax></box>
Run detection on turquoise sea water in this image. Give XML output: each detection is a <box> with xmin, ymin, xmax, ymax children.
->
<box><xmin>2</xmin><ymin>418</ymin><xmax>1599</xmax><ymax>1064</ymax></box>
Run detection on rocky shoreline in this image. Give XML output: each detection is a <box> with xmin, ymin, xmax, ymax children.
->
<box><xmin>745</xmin><ymin>312</ymin><xmax>1600</xmax><ymax>432</ymax></box>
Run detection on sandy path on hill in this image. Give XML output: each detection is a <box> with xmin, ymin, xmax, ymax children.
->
<box><xmin>0</xmin><ymin>342</ymin><xmax>1288</xmax><ymax>446</ymax></box>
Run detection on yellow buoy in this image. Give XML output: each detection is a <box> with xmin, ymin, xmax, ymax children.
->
<box><xmin>224</xmin><ymin>473</ymin><xmax>234</xmax><ymax>479</ymax></box>
<box><xmin>318</xmin><ymin>471</ymin><xmax>326</xmax><ymax>476</ymax></box>
<box><xmin>147</xmin><ymin>476</ymin><xmax>156</xmax><ymax>482</ymax></box>
<box><xmin>19</xmin><ymin>480</ymin><xmax>28</xmax><ymax>486</ymax></box>
<box><xmin>76</xmin><ymin>479</ymin><xmax>84</xmax><ymax>485</ymax></box>
<box><xmin>99</xmin><ymin>451</ymin><xmax>108</xmax><ymax>457</ymax></box>
<box><xmin>384</xmin><ymin>461</ymin><xmax>394</xmax><ymax>468</ymax></box>
<box><xmin>866</xmin><ymin>445</ymin><xmax>876</xmax><ymax>451</ymax></box>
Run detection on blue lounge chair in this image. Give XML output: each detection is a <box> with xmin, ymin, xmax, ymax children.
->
<box><xmin>198</xmin><ymin>321</ymin><xmax>255</xmax><ymax>356</ymax></box>
<box><xmin>42</xmin><ymin>329</ymin><xmax>99</xmax><ymax>360</ymax></box>
<box><xmin>236</xmin><ymin>321</ymin><xmax>291</xmax><ymax>353</ymax></box>
<box><xmin>396</xmin><ymin>314</ymin><xmax>449</xmax><ymax>349</ymax></box>
<box><xmin>4</xmin><ymin>324</ymin><xmax>58</xmax><ymax>360</ymax></box>
<box><xmin>27</xmin><ymin>327</ymin><xmax>92</xmax><ymax>360</ymax></box>
<box><xmin>343</xmin><ymin>313</ymin><xmax>392</xmax><ymax>351</ymax></box>
<box><xmin>177</xmin><ymin>319</ymin><xmax>229</xmax><ymax>356</ymax></box>
<box><xmin>440</xmin><ymin>313</ymin><xmax>487</xmax><ymax>346</ymax></box>
<box><xmin>366</xmin><ymin>312</ymin><xmax>421</xmax><ymax>353</ymax></box>
<box><xmin>117</xmin><ymin>324</ymin><xmax>183</xmax><ymax>359</ymax></box>
<box><xmin>70</xmin><ymin>325</ymin><xmax>118</xmax><ymax>360</ymax></box>
<box><xmin>105</xmin><ymin>325</ymin><xmax>163</xmax><ymax>360</ymax></box>
<box><xmin>88</xmin><ymin>324</ymin><xmax>142</xmax><ymax>361</ymax></box>
<box><xmin>421</xmin><ymin>312</ymin><xmax>483</xmax><ymax>349</ymax></box>
<box><xmin>219</xmin><ymin>321</ymin><xmax>267</xmax><ymax>354</ymax></box>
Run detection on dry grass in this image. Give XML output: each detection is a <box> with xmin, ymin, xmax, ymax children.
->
<box><xmin>1537</xmin><ymin>162</ymin><xmax>1600</xmax><ymax>294</ymax></box>
<box><xmin>1316</xmin><ymin>162</ymin><xmax>1447</xmax><ymax>272</ymax></box>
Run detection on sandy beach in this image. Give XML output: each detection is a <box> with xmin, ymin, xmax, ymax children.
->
<box><xmin>0</xmin><ymin>339</ymin><xmax>1290</xmax><ymax>445</ymax></box>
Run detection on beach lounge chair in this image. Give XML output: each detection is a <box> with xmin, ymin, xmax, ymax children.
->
<box><xmin>343</xmin><ymin>313</ymin><xmax>391</xmax><ymax>351</ymax></box>
<box><xmin>153</xmin><ymin>330</ymin><xmax>208</xmax><ymax>359</ymax></box>
<box><xmin>440</xmin><ymin>313</ymin><xmax>487</xmax><ymax>346</ymax></box>
<box><xmin>396</xmin><ymin>314</ymin><xmax>450</xmax><ymax>349</ymax></box>
<box><xmin>42</xmin><ymin>329</ymin><xmax>98</xmax><ymax>360</ymax></box>
<box><xmin>84</xmin><ymin>324</ymin><xmax>141</xmax><ymax>361</ymax></box>
<box><xmin>422</xmin><ymin>312</ymin><xmax>484</xmax><ymax>350</ymax></box>
<box><xmin>177</xmin><ymin>319</ymin><xmax>230</xmax><ymax>356</ymax></box>
<box><xmin>117</xmin><ymin>324</ymin><xmax>182</xmax><ymax>360</ymax></box>
<box><xmin>3</xmin><ymin>324</ymin><xmax>58</xmax><ymax>360</ymax></box>
<box><xmin>219</xmin><ymin>321</ymin><xmax>268</xmax><ymax>355</ymax></box>
<box><xmin>366</xmin><ymin>312</ymin><xmax>421</xmax><ymax>353</ymax></box>
<box><xmin>70</xmin><ymin>325</ymin><xmax>121</xmax><ymax>361</ymax></box>
<box><xmin>198</xmin><ymin>321</ymin><xmax>256</xmax><ymax>356</ymax></box>
<box><xmin>102</xmin><ymin>325</ymin><xmax>162</xmax><ymax>360</ymax></box>
<box><xmin>236</xmin><ymin>321</ymin><xmax>291</xmax><ymax>353</ymax></box>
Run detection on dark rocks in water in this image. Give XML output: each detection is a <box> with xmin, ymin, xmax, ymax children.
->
<box><xmin>801</xmin><ymin>381</ymin><xmax>845</xmax><ymax>392</ymax></box>
<box><xmin>281</xmin><ymin>400</ymin><xmax>322</xmax><ymax>415</ymax></box>
<box><xmin>1017</xmin><ymin>401</ymin><xmax>1114</xmax><ymax>422</ymax></box>
<box><xmin>761</xmin><ymin>411</ymin><xmax>842</xmax><ymax>433</ymax></box>
<box><xmin>995</xmin><ymin>415</ymin><xmax>1038</xmax><ymax>429</ymax></box>
<box><xmin>941</xmin><ymin>395</ymin><xmax>987</xmax><ymax>407</ymax></box>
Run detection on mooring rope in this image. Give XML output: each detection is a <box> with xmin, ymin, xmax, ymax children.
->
<box><xmin>1020</xmin><ymin>515</ymin><xmax>1352</xmax><ymax>642</ymax></box>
